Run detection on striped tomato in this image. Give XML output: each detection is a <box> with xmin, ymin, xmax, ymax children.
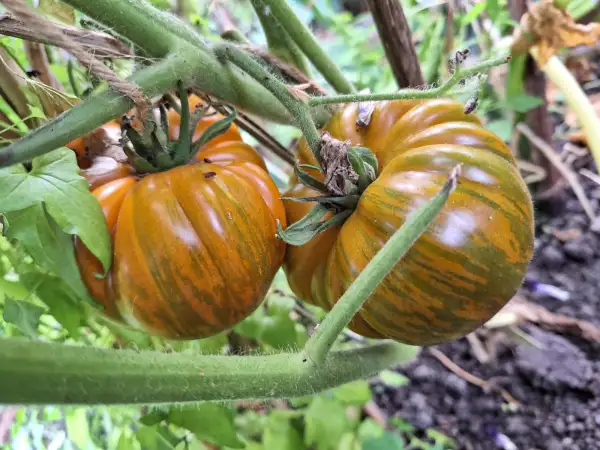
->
<box><xmin>75</xmin><ymin>99</ymin><xmax>286</xmax><ymax>339</ymax></box>
<box><xmin>283</xmin><ymin>98</ymin><xmax>534</xmax><ymax>345</ymax></box>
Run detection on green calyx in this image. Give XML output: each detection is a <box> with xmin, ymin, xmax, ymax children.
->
<box><xmin>277</xmin><ymin>143</ymin><xmax>378</xmax><ymax>247</ymax></box>
<box><xmin>121</xmin><ymin>82</ymin><xmax>237</xmax><ymax>174</ymax></box>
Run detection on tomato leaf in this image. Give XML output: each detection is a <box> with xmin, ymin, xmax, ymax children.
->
<box><xmin>276</xmin><ymin>205</ymin><xmax>351</xmax><ymax>246</ymax></box>
<box><xmin>305</xmin><ymin>397</ymin><xmax>350</xmax><ymax>450</ymax></box>
<box><xmin>331</xmin><ymin>380</ymin><xmax>372</xmax><ymax>406</ymax></box>
<box><xmin>20</xmin><ymin>272</ymin><xmax>84</xmax><ymax>337</ymax></box>
<box><xmin>167</xmin><ymin>403</ymin><xmax>244</xmax><ymax>449</ymax></box>
<box><xmin>378</xmin><ymin>370</ymin><xmax>409</xmax><ymax>388</ymax></box>
<box><xmin>263</xmin><ymin>412</ymin><xmax>305</xmax><ymax>450</ymax></box>
<box><xmin>362</xmin><ymin>432</ymin><xmax>405</xmax><ymax>450</ymax></box>
<box><xmin>2</xmin><ymin>297</ymin><xmax>46</xmax><ymax>338</ymax></box>
<box><xmin>136</xmin><ymin>426</ymin><xmax>176</xmax><ymax>450</ymax></box>
<box><xmin>3</xmin><ymin>203</ymin><xmax>90</xmax><ymax>302</ymax></box>
<box><xmin>0</xmin><ymin>148</ymin><xmax>111</xmax><ymax>271</ymax></box>
<box><xmin>260</xmin><ymin>314</ymin><xmax>298</xmax><ymax>349</ymax></box>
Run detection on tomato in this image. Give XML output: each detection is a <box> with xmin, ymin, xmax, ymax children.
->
<box><xmin>283</xmin><ymin>99</ymin><xmax>534</xmax><ymax>346</ymax></box>
<box><xmin>75</xmin><ymin>105</ymin><xmax>286</xmax><ymax>339</ymax></box>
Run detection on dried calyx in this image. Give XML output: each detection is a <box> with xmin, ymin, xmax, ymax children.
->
<box><xmin>277</xmin><ymin>133</ymin><xmax>378</xmax><ymax>246</ymax></box>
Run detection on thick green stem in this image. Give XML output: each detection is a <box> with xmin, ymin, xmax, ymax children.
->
<box><xmin>215</xmin><ymin>43</ymin><xmax>323</xmax><ymax>161</ymax></box>
<box><xmin>0</xmin><ymin>337</ymin><xmax>418</xmax><ymax>405</ymax></box>
<box><xmin>0</xmin><ymin>52</ymin><xmax>195</xmax><ymax>167</ymax></box>
<box><xmin>261</xmin><ymin>0</ymin><xmax>355</xmax><ymax>94</ymax></box>
<box><xmin>309</xmin><ymin>54</ymin><xmax>510</xmax><ymax>106</ymax></box>
<box><xmin>250</xmin><ymin>0</ymin><xmax>310</xmax><ymax>75</ymax></box>
<box><xmin>303</xmin><ymin>165</ymin><xmax>461</xmax><ymax>365</ymax></box>
<box><xmin>62</xmin><ymin>0</ymin><xmax>315</xmax><ymax>125</ymax></box>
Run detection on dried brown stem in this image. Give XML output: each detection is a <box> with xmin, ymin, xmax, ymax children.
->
<box><xmin>428</xmin><ymin>348</ymin><xmax>520</xmax><ymax>407</ymax></box>
<box><xmin>24</xmin><ymin>41</ymin><xmax>63</xmax><ymax>91</ymax></box>
<box><xmin>0</xmin><ymin>14</ymin><xmax>132</xmax><ymax>58</ymax></box>
<box><xmin>364</xmin><ymin>0</ymin><xmax>424</xmax><ymax>88</ymax></box>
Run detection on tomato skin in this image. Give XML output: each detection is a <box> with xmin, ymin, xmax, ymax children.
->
<box><xmin>283</xmin><ymin>99</ymin><xmax>534</xmax><ymax>346</ymax></box>
<box><xmin>74</xmin><ymin>106</ymin><xmax>286</xmax><ymax>339</ymax></box>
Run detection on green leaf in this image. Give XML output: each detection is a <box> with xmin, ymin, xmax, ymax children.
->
<box><xmin>168</xmin><ymin>403</ymin><xmax>244</xmax><ymax>449</ymax></box>
<box><xmin>66</xmin><ymin>409</ymin><xmax>93</xmax><ymax>450</ymax></box>
<box><xmin>305</xmin><ymin>397</ymin><xmax>350</xmax><ymax>450</ymax></box>
<box><xmin>260</xmin><ymin>314</ymin><xmax>298</xmax><ymax>349</ymax></box>
<box><xmin>379</xmin><ymin>370</ymin><xmax>409</xmax><ymax>388</ymax></box>
<box><xmin>461</xmin><ymin>1</ymin><xmax>486</xmax><ymax>25</ymax></box>
<box><xmin>276</xmin><ymin>205</ymin><xmax>351</xmax><ymax>246</ymax></box>
<box><xmin>139</xmin><ymin>409</ymin><xmax>168</xmax><ymax>426</ymax></box>
<box><xmin>4</xmin><ymin>203</ymin><xmax>90</xmax><ymax>302</ymax></box>
<box><xmin>362</xmin><ymin>431</ymin><xmax>405</xmax><ymax>450</ymax></box>
<box><xmin>196</xmin><ymin>332</ymin><xmax>228</xmax><ymax>355</ymax></box>
<box><xmin>357</xmin><ymin>419</ymin><xmax>385</xmax><ymax>441</ymax></box>
<box><xmin>117</xmin><ymin>431</ymin><xmax>140</xmax><ymax>450</ymax></box>
<box><xmin>332</xmin><ymin>380</ymin><xmax>372</xmax><ymax>406</ymax></box>
<box><xmin>136</xmin><ymin>426</ymin><xmax>176</xmax><ymax>450</ymax></box>
<box><xmin>2</xmin><ymin>297</ymin><xmax>45</xmax><ymax>338</ymax></box>
<box><xmin>19</xmin><ymin>272</ymin><xmax>84</xmax><ymax>337</ymax></box>
<box><xmin>263</xmin><ymin>412</ymin><xmax>305</xmax><ymax>450</ymax></box>
<box><xmin>506</xmin><ymin>94</ymin><xmax>544</xmax><ymax>113</ymax></box>
<box><xmin>0</xmin><ymin>148</ymin><xmax>111</xmax><ymax>271</ymax></box>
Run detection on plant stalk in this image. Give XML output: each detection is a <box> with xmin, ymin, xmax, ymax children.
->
<box><xmin>260</xmin><ymin>0</ymin><xmax>355</xmax><ymax>94</ymax></box>
<box><xmin>533</xmin><ymin>51</ymin><xmax>600</xmax><ymax>172</ymax></box>
<box><xmin>302</xmin><ymin>165</ymin><xmax>461</xmax><ymax>366</ymax></box>
<box><xmin>0</xmin><ymin>337</ymin><xmax>418</xmax><ymax>405</ymax></box>
<box><xmin>215</xmin><ymin>43</ymin><xmax>323</xmax><ymax>161</ymax></box>
<box><xmin>309</xmin><ymin>54</ymin><xmax>509</xmax><ymax>106</ymax></box>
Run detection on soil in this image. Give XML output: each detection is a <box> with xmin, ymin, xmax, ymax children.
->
<box><xmin>371</xmin><ymin>152</ymin><xmax>600</xmax><ymax>449</ymax></box>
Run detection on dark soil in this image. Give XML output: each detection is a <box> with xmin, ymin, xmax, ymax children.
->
<box><xmin>372</xmin><ymin>153</ymin><xmax>600</xmax><ymax>449</ymax></box>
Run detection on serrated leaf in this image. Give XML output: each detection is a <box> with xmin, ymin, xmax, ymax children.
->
<box><xmin>38</xmin><ymin>0</ymin><xmax>76</xmax><ymax>24</ymax></box>
<box><xmin>136</xmin><ymin>426</ymin><xmax>175</xmax><ymax>450</ymax></box>
<box><xmin>168</xmin><ymin>403</ymin><xmax>244</xmax><ymax>449</ymax></box>
<box><xmin>305</xmin><ymin>397</ymin><xmax>350</xmax><ymax>450</ymax></box>
<box><xmin>332</xmin><ymin>380</ymin><xmax>372</xmax><ymax>406</ymax></box>
<box><xmin>2</xmin><ymin>297</ymin><xmax>46</xmax><ymax>337</ymax></box>
<box><xmin>362</xmin><ymin>432</ymin><xmax>405</xmax><ymax>450</ymax></box>
<box><xmin>379</xmin><ymin>370</ymin><xmax>409</xmax><ymax>388</ymax></box>
<box><xmin>263</xmin><ymin>412</ymin><xmax>305</xmax><ymax>450</ymax></box>
<box><xmin>4</xmin><ymin>203</ymin><xmax>91</xmax><ymax>302</ymax></box>
<box><xmin>0</xmin><ymin>148</ymin><xmax>111</xmax><ymax>272</ymax></box>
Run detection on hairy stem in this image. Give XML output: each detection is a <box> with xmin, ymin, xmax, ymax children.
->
<box><xmin>309</xmin><ymin>55</ymin><xmax>509</xmax><ymax>106</ymax></box>
<box><xmin>0</xmin><ymin>337</ymin><xmax>418</xmax><ymax>405</ymax></box>
<box><xmin>215</xmin><ymin>43</ymin><xmax>322</xmax><ymax>161</ymax></box>
<box><xmin>303</xmin><ymin>166</ymin><xmax>461</xmax><ymax>365</ymax></box>
<box><xmin>260</xmin><ymin>0</ymin><xmax>355</xmax><ymax>94</ymax></box>
<box><xmin>250</xmin><ymin>0</ymin><xmax>310</xmax><ymax>75</ymax></box>
<box><xmin>0</xmin><ymin>52</ymin><xmax>193</xmax><ymax>167</ymax></box>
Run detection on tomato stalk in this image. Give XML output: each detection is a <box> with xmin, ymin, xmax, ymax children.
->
<box><xmin>308</xmin><ymin>54</ymin><xmax>511</xmax><ymax>106</ymax></box>
<box><xmin>302</xmin><ymin>165</ymin><xmax>462</xmax><ymax>366</ymax></box>
<box><xmin>214</xmin><ymin>43</ymin><xmax>323</xmax><ymax>162</ymax></box>
<box><xmin>0</xmin><ymin>337</ymin><xmax>417</xmax><ymax>405</ymax></box>
<box><xmin>259</xmin><ymin>0</ymin><xmax>356</xmax><ymax>94</ymax></box>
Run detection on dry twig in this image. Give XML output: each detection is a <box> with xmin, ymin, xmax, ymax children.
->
<box><xmin>428</xmin><ymin>347</ymin><xmax>520</xmax><ymax>407</ymax></box>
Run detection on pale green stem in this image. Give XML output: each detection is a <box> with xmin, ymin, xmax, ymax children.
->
<box><xmin>215</xmin><ymin>43</ymin><xmax>322</xmax><ymax>161</ymax></box>
<box><xmin>261</xmin><ymin>0</ymin><xmax>355</xmax><ymax>94</ymax></box>
<box><xmin>309</xmin><ymin>54</ymin><xmax>509</xmax><ymax>106</ymax></box>
<box><xmin>303</xmin><ymin>165</ymin><xmax>461</xmax><ymax>366</ymax></box>
<box><xmin>0</xmin><ymin>52</ymin><xmax>195</xmax><ymax>167</ymax></box>
<box><xmin>250</xmin><ymin>0</ymin><xmax>310</xmax><ymax>75</ymax></box>
<box><xmin>0</xmin><ymin>337</ymin><xmax>418</xmax><ymax>405</ymax></box>
<box><xmin>533</xmin><ymin>50</ymin><xmax>600</xmax><ymax>173</ymax></box>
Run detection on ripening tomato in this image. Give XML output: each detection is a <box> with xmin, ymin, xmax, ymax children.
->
<box><xmin>283</xmin><ymin>98</ymin><xmax>534</xmax><ymax>346</ymax></box>
<box><xmin>74</xmin><ymin>104</ymin><xmax>286</xmax><ymax>339</ymax></box>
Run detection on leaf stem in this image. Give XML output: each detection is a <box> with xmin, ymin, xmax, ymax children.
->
<box><xmin>533</xmin><ymin>51</ymin><xmax>600</xmax><ymax>173</ymax></box>
<box><xmin>302</xmin><ymin>165</ymin><xmax>462</xmax><ymax>366</ymax></box>
<box><xmin>309</xmin><ymin>54</ymin><xmax>510</xmax><ymax>106</ymax></box>
<box><xmin>214</xmin><ymin>43</ymin><xmax>323</xmax><ymax>161</ymax></box>
<box><xmin>260</xmin><ymin>0</ymin><xmax>355</xmax><ymax>94</ymax></box>
<box><xmin>0</xmin><ymin>337</ymin><xmax>418</xmax><ymax>405</ymax></box>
